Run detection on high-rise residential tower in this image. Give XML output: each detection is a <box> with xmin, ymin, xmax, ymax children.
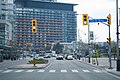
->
<box><xmin>15</xmin><ymin>0</ymin><xmax>77</xmax><ymax>53</ymax></box>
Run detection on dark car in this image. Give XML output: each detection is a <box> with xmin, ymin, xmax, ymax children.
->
<box><xmin>44</xmin><ymin>55</ymin><xmax>51</xmax><ymax>58</ymax></box>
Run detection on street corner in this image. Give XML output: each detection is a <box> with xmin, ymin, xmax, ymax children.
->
<box><xmin>105</xmin><ymin>68</ymin><xmax>120</xmax><ymax>77</ymax></box>
<box><xmin>8</xmin><ymin>62</ymin><xmax>51</xmax><ymax>69</ymax></box>
<box><xmin>79</xmin><ymin>60</ymin><xmax>102</xmax><ymax>70</ymax></box>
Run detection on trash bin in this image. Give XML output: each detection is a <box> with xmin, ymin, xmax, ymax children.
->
<box><xmin>0</xmin><ymin>53</ymin><xmax>3</xmax><ymax>62</ymax></box>
<box><xmin>117</xmin><ymin>59</ymin><xmax>120</xmax><ymax>71</ymax></box>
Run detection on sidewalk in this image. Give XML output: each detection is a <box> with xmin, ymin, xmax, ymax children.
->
<box><xmin>79</xmin><ymin>57</ymin><xmax>120</xmax><ymax>77</ymax></box>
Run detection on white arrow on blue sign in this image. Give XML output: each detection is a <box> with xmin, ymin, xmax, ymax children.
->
<box><xmin>89</xmin><ymin>19</ymin><xmax>107</xmax><ymax>23</ymax></box>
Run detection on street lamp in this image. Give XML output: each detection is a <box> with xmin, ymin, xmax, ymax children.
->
<box><xmin>116</xmin><ymin>0</ymin><xmax>120</xmax><ymax>71</ymax></box>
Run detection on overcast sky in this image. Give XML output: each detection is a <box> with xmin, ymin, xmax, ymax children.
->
<box><xmin>58</xmin><ymin>0</ymin><xmax>120</xmax><ymax>42</ymax></box>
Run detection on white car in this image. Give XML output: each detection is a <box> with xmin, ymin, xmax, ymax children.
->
<box><xmin>56</xmin><ymin>55</ymin><xmax>63</xmax><ymax>60</ymax></box>
<box><xmin>67</xmin><ymin>55</ymin><xmax>73</xmax><ymax>60</ymax></box>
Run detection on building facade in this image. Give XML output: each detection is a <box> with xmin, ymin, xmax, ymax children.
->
<box><xmin>15</xmin><ymin>0</ymin><xmax>77</xmax><ymax>53</ymax></box>
<box><xmin>0</xmin><ymin>0</ymin><xmax>15</xmax><ymax>61</ymax></box>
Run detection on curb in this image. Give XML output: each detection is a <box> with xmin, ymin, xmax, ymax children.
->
<box><xmin>105</xmin><ymin>68</ymin><xmax>120</xmax><ymax>77</ymax></box>
<box><xmin>78</xmin><ymin>60</ymin><xmax>120</xmax><ymax>77</ymax></box>
<box><xmin>78</xmin><ymin>60</ymin><xmax>103</xmax><ymax>70</ymax></box>
<box><xmin>8</xmin><ymin>63</ymin><xmax>51</xmax><ymax>69</ymax></box>
<box><xmin>107</xmin><ymin>71</ymin><xmax>120</xmax><ymax>77</ymax></box>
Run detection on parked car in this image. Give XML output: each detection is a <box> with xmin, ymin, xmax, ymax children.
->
<box><xmin>66</xmin><ymin>55</ymin><xmax>73</xmax><ymax>60</ymax></box>
<box><xmin>56</xmin><ymin>55</ymin><xmax>63</xmax><ymax>60</ymax></box>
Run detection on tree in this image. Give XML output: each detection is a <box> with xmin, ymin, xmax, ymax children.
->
<box><xmin>53</xmin><ymin>42</ymin><xmax>63</xmax><ymax>54</ymax></box>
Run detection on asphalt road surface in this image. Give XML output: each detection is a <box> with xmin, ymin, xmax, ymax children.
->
<box><xmin>0</xmin><ymin>58</ymin><xmax>119</xmax><ymax>80</ymax></box>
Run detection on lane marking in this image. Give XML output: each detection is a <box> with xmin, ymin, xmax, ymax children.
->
<box><xmin>0</xmin><ymin>70</ymin><xmax>2</xmax><ymax>72</ymax></box>
<box><xmin>26</xmin><ymin>70</ymin><xmax>34</xmax><ymax>72</ymax></box>
<box><xmin>83</xmin><ymin>70</ymin><xmax>90</xmax><ymax>72</ymax></box>
<box><xmin>93</xmin><ymin>70</ymin><xmax>101</xmax><ymax>73</ymax></box>
<box><xmin>14</xmin><ymin>70</ymin><xmax>24</xmax><ymax>73</ymax></box>
<box><xmin>72</xmin><ymin>70</ymin><xmax>79</xmax><ymax>72</ymax></box>
<box><xmin>61</xmin><ymin>70</ymin><xmax>67</xmax><ymax>72</ymax></box>
<box><xmin>38</xmin><ymin>70</ymin><xmax>45</xmax><ymax>72</ymax></box>
<box><xmin>49</xmin><ymin>70</ymin><xmax>56</xmax><ymax>72</ymax></box>
<box><xmin>2</xmin><ymin>70</ymin><xmax>13</xmax><ymax>73</ymax></box>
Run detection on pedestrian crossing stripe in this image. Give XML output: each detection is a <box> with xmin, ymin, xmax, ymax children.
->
<box><xmin>49</xmin><ymin>70</ymin><xmax>55</xmax><ymax>72</ymax></box>
<box><xmin>72</xmin><ymin>70</ymin><xmax>78</xmax><ymax>72</ymax></box>
<box><xmin>38</xmin><ymin>70</ymin><xmax>45</xmax><ymax>72</ymax></box>
<box><xmin>61</xmin><ymin>70</ymin><xmax>67</xmax><ymax>72</ymax></box>
<box><xmin>93</xmin><ymin>70</ymin><xmax>101</xmax><ymax>72</ymax></box>
<box><xmin>2</xmin><ymin>70</ymin><xmax>13</xmax><ymax>73</ymax></box>
<box><xmin>26</xmin><ymin>70</ymin><xmax>34</xmax><ymax>72</ymax></box>
<box><xmin>15</xmin><ymin>70</ymin><xmax>24</xmax><ymax>72</ymax></box>
<box><xmin>0</xmin><ymin>69</ymin><xmax>102</xmax><ymax>73</ymax></box>
<box><xmin>82</xmin><ymin>70</ymin><xmax>90</xmax><ymax>72</ymax></box>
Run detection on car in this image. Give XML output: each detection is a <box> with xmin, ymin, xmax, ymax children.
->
<box><xmin>44</xmin><ymin>55</ymin><xmax>51</xmax><ymax>58</ymax></box>
<box><xmin>66</xmin><ymin>55</ymin><xmax>73</xmax><ymax>60</ymax></box>
<box><xmin>56</xmin><ymin>55</ymin><xmax>63</xmax><ymax>60</ymax></box>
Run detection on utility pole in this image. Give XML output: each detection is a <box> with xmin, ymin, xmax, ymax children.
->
<box><xmin>116</xmin><ymin>0</ymin><xmax>120</xmax><ymax>71</ymax></box>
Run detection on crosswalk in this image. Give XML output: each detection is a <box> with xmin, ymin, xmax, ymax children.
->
<box><xmin>0</xmin><ymin>69</ymin><xmax>102</xmax><ymax>73</ymax></box>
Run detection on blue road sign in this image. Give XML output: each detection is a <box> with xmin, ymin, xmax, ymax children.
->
<box><xmin>89</xmin><ymin>19</ymin><xmax>107</xmax><ymax>23</ymax></box>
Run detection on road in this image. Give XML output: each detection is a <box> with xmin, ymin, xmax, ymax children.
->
<box><xmin>0</xmin><ymin>58</ymin><xmax>119</xmax><ymax>80</ymax></box>
<box><xmin>0</xmin><ymin>58</ymin><xmax>29</xmax><ymax>69</ymax></box>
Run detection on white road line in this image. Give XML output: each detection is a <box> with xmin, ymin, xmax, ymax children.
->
<box><xmin>2</xmin><ymin>70</ymin><xmax>13</xmax><ymax>73</ymax></box>
<box><xmin>49</xmin><ymin>70</ymin><xmax>55</xmax><ymax>72</ymax></box>
<box><xmin>38</xmin><ymin>70</ymin><xmax>45</xmax><ymax>72</ymax></box>
<box><xmin>0</xmin><ymin>70</ymin><xmax>2</xmax><ymax>72</ymax></box>
<box><xmin>83</xmin><ymin>70</ymin><xmax>90</xmax><ymax>72</ymax></box>
<box><xmin>26</xmin><ymin>70</ymin><xmax>34</xmax><ymax>72</ymax></box>
<box><xmin>14</xmin><ymin>70</ymin><xmax>24</xmax><ymax>73</ymax></box>
<box><xmin>61</xmin><ymin>70</ymin><xmax>67</xmax><ymax>72</ymax></box>
<box><xmin>72</xmin><ymin>70</ymin><xmax>79</xmax><ymax>72</ymax></box>
<box><xmin>93</xmin><ymin>70</ymin><xmax>101</xmax><ymax>73</ymax></box>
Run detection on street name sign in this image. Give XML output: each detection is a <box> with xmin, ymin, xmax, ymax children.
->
<box><xmin>89</xmin><ymin>19</ymin><xmax>107</xmax><ymax>23</ymax></box>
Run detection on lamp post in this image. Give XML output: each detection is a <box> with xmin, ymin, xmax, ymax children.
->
<box><xmin>116</xmin><ymin>0</ymin><xmax>120</xmax><ymax>71</ymax></box>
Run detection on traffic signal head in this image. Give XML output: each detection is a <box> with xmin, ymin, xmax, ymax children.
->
<box><xmin>32</xmin><ymin>19</ymin><xmax>37</xmax><ymax>33</ymax></box>
<box><xmin>107</xmin><ymin>14</ymin><xmax>111</xmax><ymax>26</ymax></box>
<box><xmin>82</xmin><ymin>14</ymin><xmax>88</xmax><ymax>26</ymax></box>
<box><xmin>107</xmin><ymin>38</ymin><xmax>111</xmax><ymax>44</ymax></box>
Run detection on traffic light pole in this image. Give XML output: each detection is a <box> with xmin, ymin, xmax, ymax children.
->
<box><xmin>108</xmin><ymin>25</ymin><xmax>113</xmax><ymax>69</ymax></box>
<box><xmin>88</xmin><ymin>23</ymin><xmax>90</xmax><ymax>63</ymax></box>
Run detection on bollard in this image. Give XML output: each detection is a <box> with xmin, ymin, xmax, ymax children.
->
<box><xmin>93</xmin><ymin>59</ymin><xmax>96</xmax><ymax>65</ymax></box>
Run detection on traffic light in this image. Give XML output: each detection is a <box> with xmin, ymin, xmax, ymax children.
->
<box><xmin>107</xmin><ymin>14</ymin><xmax>111</xmax><ymax>26</ymax></box>
<box><xmin>82</xmin><ymin>14</ymin><xmax>88</xmax><ymax>26</ymax></box>
<box><xmin>107</xmin><ymin>38</ymin><xmax>111</xmax><ymax>44</ymax></box>
<box><xmin>32</xmin><ymin>19</ymin><xmax>37</xmax><ymax>33</ymax></box>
